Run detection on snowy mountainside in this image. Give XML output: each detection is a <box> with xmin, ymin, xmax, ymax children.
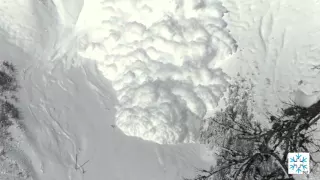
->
<box><xmin>0</xmin><ymin>0</ymin><xmax>216</xmax><ymax>180</ymax></box>
<box><xmin>221</xmin><ymin>0</ymin><xmax>320</xmax><ymax>118</ymax></box>
<box><xmin>0</xmin><ymin>0</ymin><xmax>61</xmax><ymax>59</ymax></box>
<box><xmin>1</xmin><ymin>0</ymin><xmax>320</xmax><ymax>180</ymax></box>
<box><xmin>2</xmin><ymin>28</ymin><xmax>209</xmax><ymax>180</ymax></box>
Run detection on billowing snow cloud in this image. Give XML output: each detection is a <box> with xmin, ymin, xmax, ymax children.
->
<box><xmin>77</xmin><ymin>0</ymin><xmax>237</xmax><ymax>144</ymax></box>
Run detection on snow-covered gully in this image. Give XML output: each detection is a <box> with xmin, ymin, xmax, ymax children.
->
<box><xmin>0</xmin><ymin>0</ymin><xmax>320</xmax><ymax>180</ymax></box>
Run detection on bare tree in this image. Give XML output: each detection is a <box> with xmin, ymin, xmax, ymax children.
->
<box><xmin>75</xmin><ymin>153</ymin><xmax>90</xmax><ymax>174</ymax></box>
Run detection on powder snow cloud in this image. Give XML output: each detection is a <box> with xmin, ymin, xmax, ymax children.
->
<box><xmin>76</xmin><ymin>0</ymin><xmax>237</xmax><ymax>144</ymax></box>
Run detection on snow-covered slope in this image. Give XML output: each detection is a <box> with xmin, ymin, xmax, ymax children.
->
<box><xmin>1</xmin><ymin>0</ymin><xmax>216</xmax><ymax>180</ymax></box>
<box><xmin>1</xmin><ymin>0</ymin><xmax>320</xmax><ymax>180</ymax></box>
<box><xmin>221</xmin><ymin>0</ymin><xmax>320</xmax><ymax>117</ymax></box>
<box><xmin>220</xmin><ymin>1</ymin><xmax>320</xmax><ymax>178</ymax></box>
<box><xmin>16</xmin><ymin>56</ymin><xmax>208</xmax><ymax>180</ymax></box>
<box><xmin>0</xmin><ymin>0</ymin><xmax>61</xmax><ymax>58</ymax></box>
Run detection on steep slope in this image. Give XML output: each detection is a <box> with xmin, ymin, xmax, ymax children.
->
<box><xmin>221</xmin><ymin>0</ymin><xmax>320</xmax><ymax>118</ymax></box>
<box><xmin>16</xmin><ymin>56</ymin><xmax>209</xmax><ymax>180</ymax></box>
<box><xmin>2</xmin><ymin>0</ymin><xmax>320</xmax><ymax>180</ymax></box>
<box><xmin>1</xmin><ymin>0</ymin><xmax>218</xmax><ymax>180</ymax></box>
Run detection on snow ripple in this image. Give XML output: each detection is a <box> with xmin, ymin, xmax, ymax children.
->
<box><xmin>77</xmin><ymin>0</ymin><xmax>237</xmax><ymax>144</ymax></box>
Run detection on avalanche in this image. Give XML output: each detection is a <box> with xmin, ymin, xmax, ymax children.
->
<box><xmin>1</xmin><ymin>0</ymin><xmax>320</xmax><ymax>180</ymax></box>
<box><xmin>75</xmin><ymin>0</ymin><xmax>237</xmax><ymax>144</ymax></box>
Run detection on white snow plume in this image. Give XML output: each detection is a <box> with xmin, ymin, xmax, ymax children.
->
<box><xmin>77</xmin><ymin>0</ymin><xmax>237</xmax><ymax>144</ymax></box>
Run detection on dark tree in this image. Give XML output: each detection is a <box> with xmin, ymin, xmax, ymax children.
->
<box><xmin>0</xmin><ymin>61</ymin><xmax>21</xmax><ymax>142</ymax></box>
<box><xmin>187</xmin><ymin>78</ymin><xmax>320</xmax><ymax>180</ymax></box>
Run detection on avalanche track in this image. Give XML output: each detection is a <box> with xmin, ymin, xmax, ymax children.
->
<box><xmin>1</xmin><ymin>0</ymin><xmax>233</xmax><ymax>179</ymax></box>
<box><xmin>1</xmin><ymin>0</ymin><xmax>320</xmax><ymax>180</ymax></box>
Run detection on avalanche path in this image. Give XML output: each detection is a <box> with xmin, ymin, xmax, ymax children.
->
<box><xmin>0</xmin><ymin>0</ymin><xmax>238</xmax><ymax>180</ymax></box>
<box><xmin>4</xmin><ymin>0</ymin><xmax>320</xmax><ymax>180</ymax></box>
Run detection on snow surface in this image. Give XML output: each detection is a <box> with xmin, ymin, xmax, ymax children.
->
<box><xmin>293</xmin><ymin>89</ymin><xmax>320</xmax><ymax>108</ymax></box>
<box><xmin>0</xmin><ymin>0</ymin><xmax>214</xmax><ymax>180</ymax></box>
<box><xmin>220</xmin><ymin>0</ymin><xmax>320</xmax><ymax>117</ymax></box>
<box><xmin>1</xmin><ymin>0</ymin><xmax>320</xmax><ymax>179</ymax></box>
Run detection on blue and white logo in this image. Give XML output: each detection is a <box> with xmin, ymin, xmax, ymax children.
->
<box><xmin>288</xmin><ymin>153</ymin><xmax>309</xmax><ymax>174</ymax></box>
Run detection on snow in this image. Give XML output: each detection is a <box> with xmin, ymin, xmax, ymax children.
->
<box><xmin>0</xmin><ymin>0</ymin><xmax>61</xmax><ymax>59</ymax></box>
<box><xmin>293</xmin><ymin>89</ymin><xmax>320</xmax><ymax>108</ymax></box>
<box><xmin>1</xmin><ymin>27</ymin><xmax>209</xmax><ymax>180</ymax></box>
<box><xmin>0</xmin><ymin>0</ymin><xmax>214</xmax><ymax>179</ymax></box>
<box><xmin>220</xmin><ymin>0</ymin><xmax>320</xmax><ymax>118</ymax></box>
<box><xmin>220</xmin><ymin>1</ymin><xmax>320</xmax><ymax>178</ymax></box>
<box><xmin>52</xmin><ymin>0</ymin><xmax>83</xmax><ymax>26</ymax></box>
<box><xmin>74</xmin><ymin>0</ymin><xmax>237</xmax><ymax>144</ymax></box>
<box><xmin>1</xmin><ymin>0</ymin><xmax>320</xmax><ymax>179</ymax></box>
